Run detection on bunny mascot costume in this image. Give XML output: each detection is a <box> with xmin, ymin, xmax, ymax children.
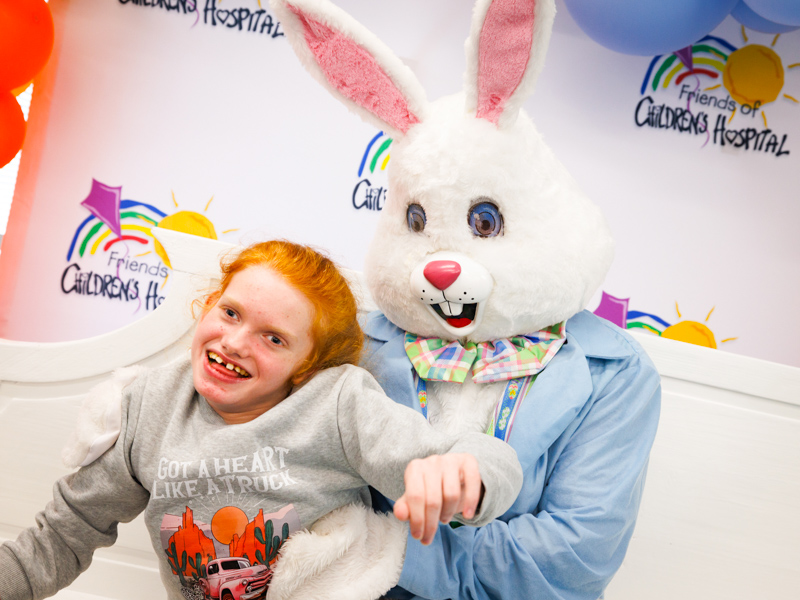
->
<box><xmin>265</xmin><ymin>1</ymin><xmax>661</xmax><ymax>599</ymax></box>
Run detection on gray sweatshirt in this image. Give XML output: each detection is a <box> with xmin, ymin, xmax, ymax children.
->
<box><xmin>0</xmin><ymin>358</ymin><xmax>522</xmax><ymax>600</ymax></box>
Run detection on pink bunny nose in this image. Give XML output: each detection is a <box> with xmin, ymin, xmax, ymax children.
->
<box><xmin>423</xmin><ymin>261</ymin><xmax>461</xmax><ymax>290</ymax></box>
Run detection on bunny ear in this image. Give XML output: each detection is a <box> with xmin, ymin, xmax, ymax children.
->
<box><xmin>271</xmin><ymin>0</ymin><xmax>428</xmax><ymax>138</ymax></box>
<box><xmin>464</xmin><ymin>0</ymin><xmax>556</xmax><ymax>128</ymax></box>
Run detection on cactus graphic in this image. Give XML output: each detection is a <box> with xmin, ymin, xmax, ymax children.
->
<box><xmin>198</xmin><ymin>556</ymin><xmax>211</xmax><ymax>579</ymax></box>
<box><xmin>269</xmin><ymin>522</ymin><xmax>290</xmax><ymax>562</ymax></box>
<box><xmin>264</xmin><ymin>533</ymin><xmax>280</xmax><ymax>564</ymax></box>
<box><xmin>254</xmin><ymin>520</ymin><xmax>272</xmax><ymax>564</ymax></box>
<box><xmin>254</xmin><ymin>519</ymin><xmax>290</xmax><ymax>565</ymax></box>
<box><xmin>186</xmin><ymin>552</ymin><xmax>211</xmax><ymax>581</ymax></box>
<box><xmin>165</xmin><ymin>541</ymin><xmax>189</xmax><ymax>587</ymax></box>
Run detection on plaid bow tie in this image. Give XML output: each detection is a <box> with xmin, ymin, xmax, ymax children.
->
<box><xmin>403</xmin><ymin>322</ymin><xmax>566</xmax><ymax>384</ymax></box>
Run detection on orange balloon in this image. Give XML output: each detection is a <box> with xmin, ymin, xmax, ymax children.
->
<box><xmin>0</xmin><ymin>0</ymin><xmax>55</xmax><ymax>91</ymax></box>
<box><xmin>0</xmin><ymin>92</ymin><xmax>26</xmax><ymax>168</ymax></box>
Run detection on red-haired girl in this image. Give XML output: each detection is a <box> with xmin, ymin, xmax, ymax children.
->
<box><xmin>0</xmin><ymin>241</ymin><xmax>521</xmax><ymax>600</ymax></box>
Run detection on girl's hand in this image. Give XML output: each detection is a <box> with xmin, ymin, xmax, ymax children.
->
<box><xmin>393</xmin><ymin>453</ymin><xmax>484</xmax><ymax>545</ymax></box>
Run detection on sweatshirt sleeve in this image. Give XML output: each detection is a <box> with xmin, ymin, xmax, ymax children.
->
<box><xmin>0</xmin><ymin>378</ymin><xmax>151</xmax><ymax>600</ymax></box>
<box><xmin>335</xmin><ymin>367</ymin><xmax>523</xmax><ymax>528</ymax></box>
<box><xmin>393</xmin><ymin>355</ymin><xmax>661</xmax><ymax>600</ymax></box>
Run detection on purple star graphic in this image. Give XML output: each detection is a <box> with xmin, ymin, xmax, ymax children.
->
<box><xmin>593</xmin><ymin>292</ymin><xmax>629</xmax><ymax>329</ymax></box>
<box><xmin>673</xmin><ymin>45</ymin><xmax>694</xmax><ymax>71</ymax></box>
<box><xmin>80</xmin><ymin>179</ymin><xmax>122</xmax><ymax>238</ymax></box>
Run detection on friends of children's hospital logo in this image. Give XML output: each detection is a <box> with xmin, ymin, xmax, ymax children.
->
<box><xmin>117</xmin><ymin>0</ymin><xmax>285</xmax><ymax>39</ymax></box>
<box><xmin>635</xmin><ymin>28</ymin><xmax>799</xmax><ymax>157</ymax></box>
<box><xmin>351</xmin><ymin>131</ymin><xmax>392</xmax><ymax>212</ymax></box>
<box><xmin>62</xmin><ymin>179</ymin><xmax>237</xmax><ymax>312</ymax></box>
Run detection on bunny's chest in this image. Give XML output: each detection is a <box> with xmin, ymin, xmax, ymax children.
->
<box><xmin>425</xmin><ymin>379</ymin><xmax>508</xmax><ymax>437</ymax></box>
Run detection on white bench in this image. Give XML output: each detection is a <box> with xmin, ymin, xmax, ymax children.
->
<box><xmin>1</xmin><ymin>229</ymin><xmax>798</xmax><ymax>599</ymax></box>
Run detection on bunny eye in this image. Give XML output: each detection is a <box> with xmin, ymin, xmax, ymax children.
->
<box><xmin>406</xmin><ymin>204</ymin><xmax>427</xmax><ymax>233</ymax></box>
<box><xmin>468</xmin><ymin>201</ymin><xmax>503</xmax><ymax>238</ymax></box>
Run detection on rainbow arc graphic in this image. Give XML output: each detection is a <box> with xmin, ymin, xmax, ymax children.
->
<box><xmin>358</xmin><ymin>131</ymin><xmax>393</xmax><ymax>177</ymax></box>
<box><xmin>67</xmin><ymin>199</ymin><xmax>167</xmax><ymax>261</ymax></box>
<box><xmin>641</xmin><ymin>36</ymin><xmax>736</xmax><ymax>94</ymax></box>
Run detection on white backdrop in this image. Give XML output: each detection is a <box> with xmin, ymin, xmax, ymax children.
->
<box><xmin>0</xmin><ymin>0</ymin><xmax>798</xmax><ymax>367</ymax></box>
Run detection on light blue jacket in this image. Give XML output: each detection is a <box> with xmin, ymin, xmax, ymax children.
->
<box><xmin>361</xmin><ymin>310</ymin><xmax>661</xmax><ymax>600</ymax></box>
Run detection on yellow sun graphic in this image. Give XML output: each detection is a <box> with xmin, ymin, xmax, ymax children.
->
<box><xmin>707</xmin><ymin>27</ymin><xmax>799</xmax><ymax>127</ymax></box>
<box><xmin>660</xmin><ymin>303</ymin><xmax>737</xmax><ymax>349</ymax></box>
<box><xmin>723</xmin><ymin>44</ymin><xmax>784</xmax><ymax>107</ymax></box>
<box><xmin>154</xmin><ymin>211</ymin><xmax>218</xmax><ymax>268</ymax></box>
<box><xmin>137</xmin><ymin>192</ymin><xmax>238</xmax><ymax>269</ymax></box>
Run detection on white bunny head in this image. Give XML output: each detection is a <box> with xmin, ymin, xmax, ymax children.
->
<box><xmin>272</xmin><ymin>0</ymin><xmax>614</xmax><ymax>341</ymax></box>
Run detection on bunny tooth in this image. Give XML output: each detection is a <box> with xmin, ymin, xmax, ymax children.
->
<box><xmin>438</xmin><ymin>301</ymin><xmax>464</xmax><ymax>317</ymax></box>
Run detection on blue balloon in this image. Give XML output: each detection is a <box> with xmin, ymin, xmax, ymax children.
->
<box><xmin>563</xmin><ymin>0</ymin><xmax>739</xmax><ymax>56</ymax></box>
<box><xmin>742</xmin><ymin>0</ymin><xmax>800</xmax><ymax>26</ymax></box>
<box><xmin>733</xmin><ymin>1</ymin><xmax>799</xmax><ymax>33</ymax></box>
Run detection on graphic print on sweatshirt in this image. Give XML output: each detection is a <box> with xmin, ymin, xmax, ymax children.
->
<box><xmin>154</xmin><ymin>445</ymin><xmax>302</xmax><ymax>600</ymax></box>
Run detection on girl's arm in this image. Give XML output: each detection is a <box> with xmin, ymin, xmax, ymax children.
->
<box><xmin>335</xmin><ymin>366</ymin><xmax>523</xmax><ymax>542</ymax></box>
<box><xmin>0</xmin><ymin>383</ymin><xmax>149</xmax><ymax>600</ymax></box>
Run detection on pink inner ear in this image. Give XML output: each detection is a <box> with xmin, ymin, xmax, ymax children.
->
<box><xmin>476</xmin><ymin>0</ymin><xmax>536</xmax><ymax>124</ymax></box>
<box><xmin>292</xmin><ymin>8</ymin><xmax>420</xmax><ymax>134</ymax></box>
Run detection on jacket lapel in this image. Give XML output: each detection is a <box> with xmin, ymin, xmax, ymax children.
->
<box><xmin>506</xmin><ymin>332</ymin><xmax>593</xmax><ymax>467</ymax></box>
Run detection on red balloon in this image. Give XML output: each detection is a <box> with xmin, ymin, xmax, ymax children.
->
<box><xmin>0</xmin><ymin>0</ymin><xmax>55</xmax><ymax>91</ymax></box>
<box><xmin>0</xmin><ymin>91</ymin><xmax>26</xmax><ymax>168</ymax></box>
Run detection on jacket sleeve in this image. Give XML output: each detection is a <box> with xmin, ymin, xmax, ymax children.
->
<box><xmin>336</xmin><ymin>367</ymin><xmax>523</xmax><ymax>528</ymax></box>
<box><xmin>392</xmin><ymin>355</ymin><xmax>661</xmax><ymax>600</ymax></box>
<box><xmin>0</xmin><ymin>378</ymin><xmax>151</xmax><ymax>600</ymax></box>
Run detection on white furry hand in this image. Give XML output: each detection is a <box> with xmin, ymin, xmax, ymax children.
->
<box><xmin>266</xmin><ymin>504</ymin><xmax>407</xmax><ymax>600</ymax></box>
<box><xmin>394</xmin><ymin>453</ymin><xmax>483</xmax><ymax>545</ymax></box>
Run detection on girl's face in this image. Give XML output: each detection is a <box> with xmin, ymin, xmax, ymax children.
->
<box><xmin>191</xmin><ymin>266</ymin><xmax>315</xmax><ymax>424</ymax></box>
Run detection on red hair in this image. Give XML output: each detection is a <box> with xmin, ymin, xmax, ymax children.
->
<box><xmin>198</xmin><ymin>240</ymin><xmax>363</xmax><ymax>382</ymax></box>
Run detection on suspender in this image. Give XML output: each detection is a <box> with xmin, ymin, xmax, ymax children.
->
<box><xmin>414</xmin><ymin>374</ymin><xmax>536</xmax><ymax>442</ymax></box>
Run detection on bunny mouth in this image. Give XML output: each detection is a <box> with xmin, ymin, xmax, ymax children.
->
<box><xmin>430</xmin><ymin>301</ymin><xmax>478</xmax><ymax>329</ymax></box>
<box><xmin>411</xmin><ymin>251</ymin><xmax>492</xmax><ymax>336</ymax></box>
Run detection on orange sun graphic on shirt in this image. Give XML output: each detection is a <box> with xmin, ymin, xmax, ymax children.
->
<box><xmin>211</xmin><ymin>506</ymin><xmax>249</xmax><ymax>544</ymax></box>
